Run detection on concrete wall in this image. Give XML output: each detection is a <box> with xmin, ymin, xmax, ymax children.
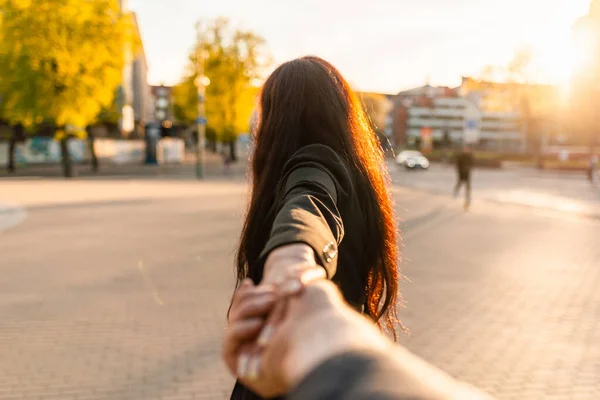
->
<box><xmin>0</xmin><ymin>138</ymin><xmax>185</xmax><ymax>167</ymax></box>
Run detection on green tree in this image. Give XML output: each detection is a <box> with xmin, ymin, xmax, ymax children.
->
<box><xmin>173</xmin><ymin>18</ymin><xmax>267</xmax><ymax>161</ymax></box>
<box><xmin>0</xmin><ymin>0</ymin><xmax>133</xmax><ymax>176</ymax></box>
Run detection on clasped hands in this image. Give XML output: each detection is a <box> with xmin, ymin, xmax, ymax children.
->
<box><xmin>222</xmin><ymin>243</ymin><xmax>329</xmax><ymax>397</ymax></box>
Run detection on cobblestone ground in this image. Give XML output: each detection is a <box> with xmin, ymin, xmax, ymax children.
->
<box><xmin>1</xmin><ymin>179</ymin><xmax>599</xmax><ymax>399</ymax></box>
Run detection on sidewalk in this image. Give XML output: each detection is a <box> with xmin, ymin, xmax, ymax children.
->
<box><xmin>0</xmin><ymin>153</ymin><xmax>248</xmax><ymax>180</ymax></box>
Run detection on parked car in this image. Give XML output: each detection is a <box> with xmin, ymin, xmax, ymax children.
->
<box><xmin>395</xmin><ymin>150</ymin><xmax>430</xmax><ymax>170</ymax></box>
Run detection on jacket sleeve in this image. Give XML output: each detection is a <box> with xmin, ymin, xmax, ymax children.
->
<box><xmin>289</xmin><ymin>350</ymin><xmax>493</xmax><ymax>400</ymax></box>
<box><xmin>259</xmin><ymin>144</ymin><xmax>350</xmax><ymax>279</ymax></box>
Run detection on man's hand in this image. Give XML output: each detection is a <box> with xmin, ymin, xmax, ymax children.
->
<box><xmin>239</xmin><ymin>280</ymin><xmax>389</xmax><ymax>396</ymax></box>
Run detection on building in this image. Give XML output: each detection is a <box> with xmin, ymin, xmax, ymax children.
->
<box><xmin>131</xmin><ymin>14</ymin><xmax>152</xmax><ymax>133</ymax></box>
<box><xmin>118</xmin><ymin>1</ymin><xmax>151</xmax><ymax>137</ymax></box>
<box><xmin>570</xmin><ymin>0</ymin><xmax>600</xmax><ymax>152</ymax></box>
<box><xmin>391</xmin><ymin>85</ymin><xmax>458</xmax><ymax>148</ymax></box>
<box><xmin>460</xmin><ymin>77</ymin><xmax>560</xmax><ymax>152</ymax></box>
<box><xmin>390</xmin><ymin>79</ymin><xmax>557</xmax><ymax>152</ymax></box>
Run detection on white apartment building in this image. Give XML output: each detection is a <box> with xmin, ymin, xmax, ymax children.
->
<box><xmin>394</xmin><ymin>84</ymin><xmax>524</xmax><ymax>151</ymax></box>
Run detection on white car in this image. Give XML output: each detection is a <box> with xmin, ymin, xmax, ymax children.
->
<box><xmin>395</xmin><ymin>150</ymin><xmax>430</xmax><ymax>170</ymax></box>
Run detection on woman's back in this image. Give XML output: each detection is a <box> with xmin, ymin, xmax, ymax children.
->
<box><xmin>231</xmin><ymin>56</ymin><xmax>400</xmax><ymax>400</ymax></box>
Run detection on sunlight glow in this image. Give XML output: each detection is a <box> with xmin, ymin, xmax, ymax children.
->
<box><xmin>509</xmin><ymin>1</ymin><xmax>590</xmax><ymax>90</ymax></box>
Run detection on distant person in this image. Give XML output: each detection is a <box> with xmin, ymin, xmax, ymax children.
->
<box><xmin>224</xmin><ymin>56</ymin><xmax>401</xmax><ymax>400</ymax></box>
<box><xmin>224</xmin><ymin>279</ymin><xmax>493</xmax><ymax>400</ymax></box>
<box><xmin>454</xmin><ymin>146</ymin><xmax>474</xmax><ymax>209</ymax></box>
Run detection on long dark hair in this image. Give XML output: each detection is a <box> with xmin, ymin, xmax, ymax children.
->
<box><xmin>235</xmin><ymin>56</ymin><xmax>400</xmax><ymax>337</ymax></box>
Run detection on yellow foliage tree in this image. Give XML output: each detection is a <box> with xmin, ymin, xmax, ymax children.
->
<box><xmin>0</xmin><ymin>0</ymin><xmax>134</xmax><ymax>175</ymax></box>
<box><xmin>173</xmin><ymin>18</ymin><xmax>268</xmax><ymax>160</ymax></box>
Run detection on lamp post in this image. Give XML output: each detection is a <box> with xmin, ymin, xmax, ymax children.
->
<box><xmin>195</xmin><ymin>21</ymin><xmax>208</xmax><ymax>179</ymax></box>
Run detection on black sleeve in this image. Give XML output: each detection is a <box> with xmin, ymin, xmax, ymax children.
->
<box><xmin>259</xmin><ymin>144</ymin><xmax>351</xmax><ymax>279</ymax></box>
<box><xmin>289</xmin><ymin>350</ymin><xmax>492</xmax><ymax>400</ymax></box>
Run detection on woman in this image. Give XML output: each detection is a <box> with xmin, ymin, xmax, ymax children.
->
<box><xmin>224</xmin><ymin>56</ymin><xmax>400</xmax><ymax>399</ymax></box>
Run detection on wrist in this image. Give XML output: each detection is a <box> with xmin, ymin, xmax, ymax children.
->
<box><xmin>284</xmin><ymin>310</ymin><xmax>389</xmax><ymax>388</ymax></box>
<box><xmin>263</xmin><ymin>243</ymin><xmax>317</xmax><ymax>278</ymax></box>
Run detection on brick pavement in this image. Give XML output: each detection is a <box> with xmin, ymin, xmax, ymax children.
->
<box><xmin>1</xmin><ymin>180</ymin><xmax>599</xmax><ymax>399</ymax></box>
<box><xmin>399</xmin><ymin>199</ymin><xmax>600</xmax><ymax>399</ymax></box>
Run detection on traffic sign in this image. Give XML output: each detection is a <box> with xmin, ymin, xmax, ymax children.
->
<box><xmin>195</xmin><ymin>117</ymin><xmax>208</xmax><ymax>125</ymax></box>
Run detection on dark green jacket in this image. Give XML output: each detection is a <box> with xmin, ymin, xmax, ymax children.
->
<box><xmin>232</xmin><ymin>144</ymin><xmax>371</xmax><ymax>400</ymax></box>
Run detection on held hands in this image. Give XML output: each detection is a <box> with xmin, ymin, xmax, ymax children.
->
<box><xmin>224</xmin><ymin>278</ymin><xmax>390</xmax><ymax>397</ymax></box>
<box><xmin>222</xmin><ymin>243</ymin><xmax>327</xmax><ymax>397</ymax></box>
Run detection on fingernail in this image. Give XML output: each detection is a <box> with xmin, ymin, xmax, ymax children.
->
<box><xmin>247</xmin><ymin>355</ymin><xmax>260</xmax><ymax>380</ymax></box>
<box><xmin>237</xmin><ymin>353</ymin><xmax>249</xmax><ymax>377</ymax></box>
<box><xmin>280</xmin><ymin>279</ymin><xmax>302</xmax><ymax>295</ymax></box>
<box><xmin>257</xmin><ymin>325</ymin><xmax>273</xmax><ymax>347</ymax></box>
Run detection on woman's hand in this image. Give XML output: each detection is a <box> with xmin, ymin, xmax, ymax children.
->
<box><xmin>222</xmin><ymin>279</ymin><xmax>277</xmax><ymax>377</ymax></box>
<box><xmin>262</xmin><ymin>243</ymin><xmax>327</xmax><ymax>293</ymax></box>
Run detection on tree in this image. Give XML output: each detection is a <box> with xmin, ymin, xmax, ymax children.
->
<box><xmin>476</xmin><ymin>47</ymin><xmax>559</xmax><ymax>166</ymax></box>
<box><xmin>357</xmin><ymin>92</ymin><xmax>393</xmax><ymax>152</ymax></box>
<box><xmin>173</xmin><ymin>18</ymin><xmax>267</xmax><ymax>161</ymax></box>
<box><xmin>507</xmin><ymin>48</ymin><xmax>562</xmax><ymax>167</ymax></box>
<box><xmin>0</xmin><ymin>0</ymin><xmax>133</xmax><ymax>176</ymax></box>
<box><xmin>358</xmin><ymin>92</ymin><xmax>391</xmax><ymax>132</ymax></box>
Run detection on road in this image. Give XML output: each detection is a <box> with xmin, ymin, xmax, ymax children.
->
<box><xmin>1</xmin><ymin>175</ymin><xmax>599</xmax><ymax>399</ymax></box>
<box><xmin>390</xmin><ymin>163</ymin><xmax>600</xmax><ymax>218</ymax></box>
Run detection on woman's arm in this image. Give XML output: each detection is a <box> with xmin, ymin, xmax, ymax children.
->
<box><xmin>260</xmin><ymin>145</ymin><xmax>350</xmax><ymax>283</ymax></box>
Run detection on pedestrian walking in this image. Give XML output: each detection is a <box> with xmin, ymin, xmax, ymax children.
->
<box><xmin>454</xmin><ymin>146</ymin><xmax>474</xmax><ymax>209</ymax></box>
<box><xmin>224</xmin><ymin>56</ymin><xmax>401</xmax><ymax>400</ymax></box>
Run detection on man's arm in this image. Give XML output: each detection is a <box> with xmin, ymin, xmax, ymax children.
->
<box><xmin>257</xmin><ymin>281</ymin><xmax>493</xmax><ymax>400</ymax></box>
<box><xmin>290</xmin><ymin>349</ymin><xmax>492</xmax><ymax>400</ymax></box>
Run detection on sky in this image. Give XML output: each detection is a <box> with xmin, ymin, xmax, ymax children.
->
<box><xmin>128</xmin><ymin>0</ymin><xmax>592</xmax><ymax>94</ymax></box>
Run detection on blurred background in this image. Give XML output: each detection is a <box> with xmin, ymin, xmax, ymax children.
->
<box><xmin>0</xmin><ymin>0</ymin><xmax>599</xmax><ymax>399</ymax></box>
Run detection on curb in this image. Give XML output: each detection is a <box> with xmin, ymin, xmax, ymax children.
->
<box><xmin>0</xmin><ymin>202</ymin><xmax>28</xmax><ymax>233</ymax></box>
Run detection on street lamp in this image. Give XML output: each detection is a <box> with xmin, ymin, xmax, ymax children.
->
<box><xmin>194</xmin><ymin>21</ymin><xmax>207</xmax><ymax>179</ymax></box>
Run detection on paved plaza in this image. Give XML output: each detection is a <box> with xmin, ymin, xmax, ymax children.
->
<box><xmin>1</xmin><ymin>173</ymin><xmax>599</xmax><ymax>399</ymax></box>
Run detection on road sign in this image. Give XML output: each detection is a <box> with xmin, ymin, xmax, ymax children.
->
<box><xmin>463</xmin><ymin>118</ymin><xmax>480</xmax><ymax>144</ymax></box>
<box><xmin>420</xmin><ymin>127</ymin><xmax>433</xmax><ymax>154</ymax></box>
<box><xmin>195</xmin><ymin>117</ymin><xmax>208</xmax><ymax>125</ymax></box>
